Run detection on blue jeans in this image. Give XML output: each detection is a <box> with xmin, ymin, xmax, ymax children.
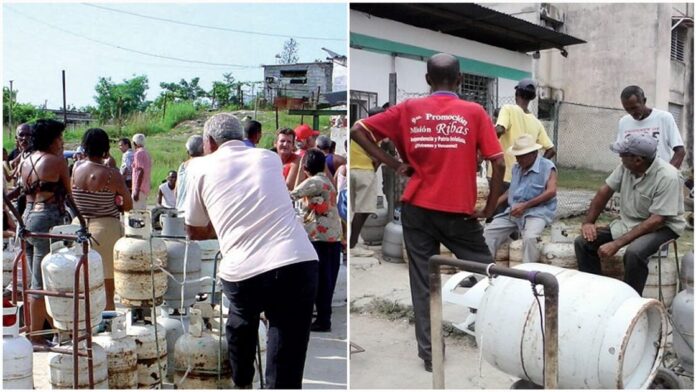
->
<box><xmin>23</xmin><ymin>203</ymin><xmax>66</xmax><ymax>295</ymax></box>
<box><xmin>221</xmin><ymin>260</ymin><xmax>318</xmax><ymax>388</ymax></box>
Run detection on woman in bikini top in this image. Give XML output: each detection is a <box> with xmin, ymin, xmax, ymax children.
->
<box><xmin>20</xmin><ymin>121</ymin><xmax>72</xmax><ymax>211</ymax></box>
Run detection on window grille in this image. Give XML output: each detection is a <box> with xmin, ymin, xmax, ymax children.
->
<box><xmin>671</xmin><ymin>26</ymin><xmax>686</xmax><ymax>62</ymax></box>
<box><xmin>668</xmin><ymin>102</ymin><xmax>683</xmax><ymax>126</ymax></box>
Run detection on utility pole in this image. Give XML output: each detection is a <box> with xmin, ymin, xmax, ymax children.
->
<box><xmin>62</xmin><ymin>70</ymin><xmax>68</xmax><ymax>124</ymax></box>
<box><xmin>8</xmin><ymin>80</ymin><xmax>14</xmax><ymax>132</ymax></box>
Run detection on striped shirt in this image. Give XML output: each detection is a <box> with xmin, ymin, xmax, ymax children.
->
<box><xmin>72</xmin><ymin>188</ymin><xmax>120</xmax><ymax>219</ymax></box>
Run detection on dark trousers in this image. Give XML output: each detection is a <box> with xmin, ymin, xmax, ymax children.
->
<box><xmin>574</xmin><ymin>226</ymin><xmax>679</xmax><ymax>295</ymax></box>
<box><xmin>312</xmin><ymin>241</ymin><xmax>341</xmax><ymax>328</ymax></box>
<box><xmin>221</xmin><ymin>260</ymin><xmax>318</xmax><ymax>389</ymax></box>
<box><xmin>401</xmin><ymin>203</ymin><xmax>493</xmax><ymax>362</ymax></box>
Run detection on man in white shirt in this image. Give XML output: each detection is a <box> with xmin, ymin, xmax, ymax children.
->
<box><xmin>184</xmin><ymin>113</ymin><xmax>318</xmax><ymax>389</ymax></box>
<box><xmin>617</xmin><ymin>85</ymin><xmax>685</xmax><ymax>168</ymax></box>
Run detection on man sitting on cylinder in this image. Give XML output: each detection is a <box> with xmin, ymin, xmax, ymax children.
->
<box><xmin>574</xmin><ymin>133</ymin><xmax>685</xmax><ymax>295</ymax></box>
<box><xmin>484</xmin><ymin>134</ymin><xmax>557</xmax><ymax>263</ymax></box>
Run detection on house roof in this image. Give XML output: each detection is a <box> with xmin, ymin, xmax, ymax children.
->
<box><xmin>350</xmin><ymin>3</ymin><xmax>585</xmax><ymax>53</ymax></box>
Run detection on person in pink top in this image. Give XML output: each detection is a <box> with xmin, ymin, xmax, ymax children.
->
<box><xmin>351</xmin><ymin>53</ymin><xmax>506</xmax><ymax>372</ymax></box>
<box><xmin>131</xmin><ymin>133</ymin><xmax>152</xmax><ymax>210</ymax></box>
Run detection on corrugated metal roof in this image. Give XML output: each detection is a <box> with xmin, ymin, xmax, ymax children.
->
<box><xmin>351</xmin><ymin>3</ymin><xmax>585</xmax><ymax>53</ymax></box>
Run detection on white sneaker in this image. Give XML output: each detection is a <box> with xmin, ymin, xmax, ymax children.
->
<box><xmin>350</xmin><ymin>246</ymin><xmax>374</xmax><ymax>257</ymax></box>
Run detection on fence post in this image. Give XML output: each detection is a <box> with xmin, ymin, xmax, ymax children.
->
<box><xmin>553</xmin><ymin>100</ymin><xmax>561</xmax><ymax>163</ymax></box>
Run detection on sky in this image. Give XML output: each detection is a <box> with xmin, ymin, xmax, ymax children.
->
<box><xmin>2</xmin><ymin>1</ymin><xmax>347</xmax><ymax>109</ymax></box>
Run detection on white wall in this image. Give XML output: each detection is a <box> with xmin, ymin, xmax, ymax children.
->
<box><xmin>350</xmin><ymin>10</ymin><xmax>532</xmax><ymax>107</ymax></box>
<box><xmin>351</xmin><ymin>10</ymin><xmax>532</xmax><ymax>71</ymax></box>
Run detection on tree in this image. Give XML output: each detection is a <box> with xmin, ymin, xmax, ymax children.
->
<box><xmin>278</xmin><ymin>38</ymin><xmax>299</xmax><ymax>64</ymax></box>
<box><xmin>3</xmin><ymin>87</ymin><xmax>55</xmax><ymax>126</ymax></box>
<box><xmin>208</xmin><ymin>73</ymin><xmax>241</xmax><ymax>108</ymax></box>
<box><xmin>159</xmin><ymin>77</ymin><xmax>206</xmax><ymax>101</ymax></box>
<box><xmin>94</xmin><ymin>75</ymin><xmax>149</xmax><ymax>123</ymax></box>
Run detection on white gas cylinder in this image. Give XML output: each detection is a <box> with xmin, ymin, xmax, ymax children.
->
<box><xmin>3</xmin><ymin>238</ymin><xmax>18</xmax><ymax>287</ymax></box>
<box><xmin>92</xmin><ymin>314</ymin><xmax>138</xmax><ymax>389</ymax></box>
<box><xmin>48</xmin><ymin>342</ymin><xmax>109</xmax><ymax>389</ymax></box>
<box><xmin>508</xmin><ymin>240</ymin><xmax>523</xmax><ymax>268</ymax></box>
<box><xmin>198</xmin><ymin>239</ymin><xmax>220</xmax><ymax>295</ymax></box>
<box><xmin>3</xmin><ymin>298</ymin><xmax>33</xmax><ymax>389</ymax></box>
<box><xmin>642</xmin><ymin>256</ymin><xmax>678</xmax><ymax>307</ymax></box>
<box><xmin>127</xmin><ymin>320</ymin><xmax>168</xmax><ymax>389</ymax></box>
<box><xmin>162</xmin><ymin>236</ymin><xmax>201</xmax><ymax>309</ymax></box>
<box><xmin>42</xmin><ymin>246</ymin><xmax>106</xmax><ymax>331</ymax></box>
<box><xmin>475</xmin><ymin>263</ymin><xmax>667</xmax><ymax>389</ymax></box>
<box><xmin>671</xmin><ymin>287</ymin><xmax>694</xmax><ymax>371</ymax></box>
<box><xmin>174</xmin><ymin>309</ymin><xmax>233</xmax><ymax>389</ymax></box>
<box><xmin>475</xmin><ymin>175</ymin><xmax>489</xmax><ymax>211</ymax></box>
<box><xmin>157</xmin><ymin>307</ymin><xmax>188</xmax><ymax>382</ymax></box>
<box><xmin>114</xmin><ymin>211</ymin><xmax>168</xmax><ymax>307</ymax></box>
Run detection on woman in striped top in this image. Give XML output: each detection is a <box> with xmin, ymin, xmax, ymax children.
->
<box><xmin>72</xmin><ymin>128</ymin><xmax>132</xmax><ymax>310</ymax></box>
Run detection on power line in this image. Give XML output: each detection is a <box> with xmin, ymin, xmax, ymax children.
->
<box><xmin>6</xmin><ymin>6</ymin><xmax>262</xmax><ymax>69</ymax></box>
<box><xmin>82</xmin><ymin>3</ymin><xmax>345</xmax><ymax>42</ymax></box>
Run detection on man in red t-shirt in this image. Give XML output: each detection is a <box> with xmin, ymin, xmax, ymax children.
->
<box><xmin>351</xmin><ymin>53</ymin><xmax>505</xmax><ymax>372</ymax></box>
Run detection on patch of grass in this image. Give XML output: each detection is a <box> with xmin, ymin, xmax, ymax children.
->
<box><xmin>557</xmin><ymin>165</ymin><xmax>611</xmax><ymax>190</ymax></box>
<box><xmin>357</xmin><ymin>298</ymin><xmax>416</xmax><ymax>323</ymax></box>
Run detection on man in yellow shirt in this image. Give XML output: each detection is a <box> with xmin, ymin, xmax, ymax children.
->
<box><xmin>493</xmin><ymin>79</ymin><xmax>556</xmax><ymax>214</ymax></box>
<box><xmin>349</xmin><ymin>106</ymin><xmax>386</xmax><ymax>257</ymax></box>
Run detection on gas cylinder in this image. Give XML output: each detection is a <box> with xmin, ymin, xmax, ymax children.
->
<box><xmin>3</xmin><ymin>238</ymin><xmax>17</xmax><ymax>287</ymax></box>
<box><xmin>174</xmin><ymin>309</ymin><xmax>233</xmax><ymax>389</ymax></box>
<box><xmin>157</xmin><ymin>307</ymin><xmax>188</xmax><ymax>382</ymax></box>
<box><xmin>541</xmin><ymin>224</ymin><xmax>576</xmax><ymax>269</ymax></box>
<box><xmin>681</xmin><ymin>251</ymin><xmax>694</xmax><ymax>289</ymax></box>
<box><xmin>198</xmin><ymin>239</ymin><xmax>220</xmax><ymax>297</ymax></box>
<box><xmin>114</xmin><ymin>211</ymin><xmax>168</xmax><ymax>307</ymax></box>
<box><xmin>127</xmin><ymin>319</ymin><xmax>168</xmax><ymax>389</ymax></box>
<box><xmin>495</xmin><ymin>238</ymin><xmax>511</xmax><ymax>268</ymax></box>
<box><xmin>42</xmin><ymin>246</ymin><xmax>106</xmax><ymax>331</ymax></box>
<box><xmin>474</xmin><ymin>263</ymin><xmax>667</xmax><ymax>389</ymax></box>
<box><xmin>92</xmin><ymin>314</ymin><xmax>138</xmax><ymax>389</ymax></box>
<box><xmin>508</xmin><ymin>240</ymin><xmax>523</xmax><ymax>268</ymax></box>
<box><xmin>48</xmin><ymin>342</ymin><xmax>109</xmax><ymax>389</ymax></box>
<box><xmin>671</xmin><ymin>251</ymin><xmax>693</xmax><ymax>371</ymax></box>
<box><xmin>643</xmin><ymin>255</ymin><xmax>678</xmax><ymax>307</ymax></box>
<box><xmin>161</xmin><ymin>215</ymin><xmax>202</xmax><ymax>309</ymax></box>
<box><xmin>361</xmin><ymin>195</ymin><xmax>389</xmax><ymax>245</ymax></box>
<box><xmin>671</xmin><ymin>287</ymin><xmax>694</xmax><ymax>371</ymax></box>
<box><xmin>475</xmin><ymin>175</ymin><xmax>490</xmax><ymax>211</ymax></box>
<box><xmin>3</xmin><ymin>298</ymin><xmax>33</xmax><ymax>389</ymax></box>
<box><xmin>382</xmin><ymin>209</ymin><xmax>404</xmax><ymax>263</ymax></box>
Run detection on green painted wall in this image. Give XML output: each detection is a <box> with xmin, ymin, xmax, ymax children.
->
<box><xmin>350</xmin><ymin>32</ymin><xmax>531</xmax><ymax>80</ymax></box>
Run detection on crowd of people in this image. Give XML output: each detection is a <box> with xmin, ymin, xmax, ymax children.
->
<box><xmin>3</xmin><ymin>112</ymin><xmax>347</xmax><ymax>388</ymax></box>
<box><xmin>350</xmin><ymin>52</ymin><xmax>687</xmax><ymax>373</ymax></box>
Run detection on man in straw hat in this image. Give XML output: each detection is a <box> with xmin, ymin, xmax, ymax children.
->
<box><xmin>483</xmin><ymin>134</ymin><xmax>558</xmax><ymax>263</ymax></box>
<box><xmin>351</xmin><ymin>52</ymin><xmax>505</xmax><ymax>372</ymax></box>
<box><xmin>574</xmin><ymin>133</ymin><xmax>685</xmax><ymax>295</ymax></box>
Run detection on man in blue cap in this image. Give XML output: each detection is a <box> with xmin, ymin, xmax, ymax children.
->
<box><xmin>574</xmin><ymin>133</ymin><xmax>685</xmax><ymax>295</ymax></box>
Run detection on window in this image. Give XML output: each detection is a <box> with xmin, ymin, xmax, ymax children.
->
<box><xmin>350</xmin><ymin>90</ymin><xmax>379</xmax><ymax>125</ymax></box>
<box><xmin>671</xmin><ymin>26</ymin><xmax>687</xmax><ymax>62</ymax></box>
<box><xmin>668</xmin><ymin>103</ymin><xmax>683</xmax><ymax>126</ymax></box>
<box><xmin>459</xmin><ymin>73</ymin><xmax>497</xmax><ymax>114</ymax></box>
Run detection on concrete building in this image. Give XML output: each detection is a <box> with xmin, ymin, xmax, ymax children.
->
<box><xmin>263</xmin><ymin>61</ymin><xmax>334</xmax><ymax>103</ymax></box>
<box><xmin>493</xmin><ymin>3</ymin><xmax>694</xmax><ymax>171</ymax></box>
<box><xmin>349</xmin><ymin>3</ymin><xmax>584</xmax><ymax>210</ymax></box>
<box><xmin>349</xmin><ymin>3</ymin><xmax>584</xmax><ymax>125</ymax></box>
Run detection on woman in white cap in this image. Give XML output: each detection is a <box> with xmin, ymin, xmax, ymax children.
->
<box><xmin>483</xmin><ymin>134</ymin><xmax>557</xmax><ymax>263</ymax></box>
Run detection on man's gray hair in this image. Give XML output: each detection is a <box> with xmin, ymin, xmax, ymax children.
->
<box><xmin>185</xmin><ymin>135</ymin><xmax>204</xmax><ymax>157</ymax></box>
<box><xmin>132</xmin><ymin>133</ymin><xmax>146</xmax><ymax>147</ymax></box>
<box><xmin>203</xmin><ymin>113</ymin><xmax>244</xmax><ymax>145</ymax></box>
